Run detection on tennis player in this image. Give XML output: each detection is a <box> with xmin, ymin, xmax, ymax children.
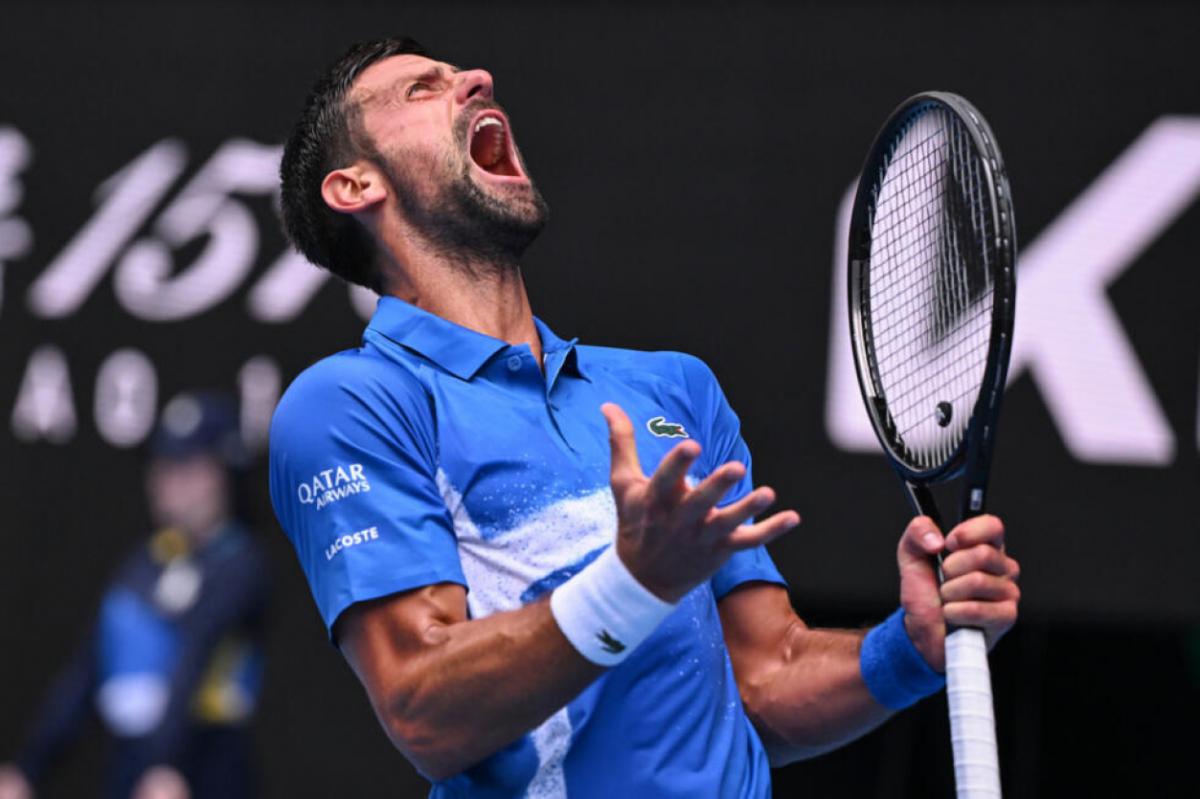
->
<box><xmin>268</xmin><ymin>37</ymin><xmax>1021</xmax><ymax>798</ymax></box>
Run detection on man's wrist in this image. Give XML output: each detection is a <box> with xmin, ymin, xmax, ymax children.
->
<box><xmin>859</xmin><ymin>608</ymin><xmax>945</xmax><ymax>710</ymax></box>
<box><xmin>549</xmin><ymin>546</ymin><xmax>677</xmax><ymax>667</ymax></box>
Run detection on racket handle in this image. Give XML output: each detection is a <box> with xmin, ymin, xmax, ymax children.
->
<box><xmin>945</xmin><ymin>627</ymin><xmax>1002</xmax><ymax>798</ymax></box>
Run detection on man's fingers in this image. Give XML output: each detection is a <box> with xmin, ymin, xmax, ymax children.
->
<box><xmin>646</xmin><ymin>439</ymin><xmax>702</xmax><ymax>505</ymax></box>
<box><xmin>676</xmin><ymin>462</ymin><xmax>747</xmax><ymax>525</ymax></box>
<box><xmin>943</xmin><ymin>599</ymin><xmax>1019</xmax><ymax>643</ymax></box>
<box><xmin>602</xmin><ymin>403</ymin><xmax>644</xmax><ymax>481</ymax></box>
<box><xmin>941</xmin><ymin>571</ymin><xmax>1022</xmax><ymax>604</ymax></box>
<box><xmin>896</xmin><ymin>515</ymin><xmax>945</xmax><ymax>593</ymax></box>
<box><xmin>937</xmin><ymin>514</ymin><xmax>1020</xmax><ymax>649</ymax></box>
<box><xmin>896</xmin><ymin>516</ymin><xmax>947</xmax><ymax>655</ymax></box>
<box><xmin>899</xmin><ymin>515</ymin><xmax>945</xmax><ymax>561</ymax></box>
<box><xmin>706</xmin><ymin>486</ymin><xmax>777</xmax><ymax>533</ymax></box>
<box><xmin>945</xmin><ymin>514</ymin><xmax>1005</xmax><ymax>552</ymax></box>
<box><xmin>942</xmin><ymin>543</ymin><xmax>1018</xmax><ymax>581</ymax></box>
<box><xmin>723</xmin><ymin>510</ymin><xmax>801</xmax><ymax>550</ymax></box>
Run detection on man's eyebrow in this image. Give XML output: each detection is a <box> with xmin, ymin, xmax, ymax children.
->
<box><xmin>400</xmin><ymin>64</ymin><xmax>461</xmax><ymax>89</ymax></box>
<box><xmin>357</xmin><ymin>64</ymin><xmax>462</xmax><ymax>106</ymax></box>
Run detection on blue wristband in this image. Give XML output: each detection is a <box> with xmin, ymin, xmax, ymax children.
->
<box><xmin>860</xmin><ymin>608</ymin><xmax>945</xmax><ymax>710</ymax></box>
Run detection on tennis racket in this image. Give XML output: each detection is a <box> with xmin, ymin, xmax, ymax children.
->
<box><xmin>846</xmin><ymin>92</ymin><xmax>1016</xmax><ymax>798</ymax></box>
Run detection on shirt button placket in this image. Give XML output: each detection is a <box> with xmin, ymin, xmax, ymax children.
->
<box><xmin>506</xmin><ymin>355</ymin><xmax>522</xmax><ymax>372</ymax></box>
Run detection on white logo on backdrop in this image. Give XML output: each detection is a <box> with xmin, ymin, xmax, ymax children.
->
<box><xmin>0</xmin><ymin>127</ymin><xmax>34</xmax><ymax>316</ymax></box>
<box><xmin>11</xmin><ymin>345</ymin><xmax>76</xmax><ymax>444</ymax></box>
<box><xmin>826</xmin><ymin>115</ymin><xmax>1200</xmax><ymax>465</ymax></box>
<box><xmin>24</xmin><ymin>139</ymin><xmax>378</xmax><ymax>323</ymax></box>
<box><xmin>5</xmin><ymin>133</ymin><xmax>368</xmax><ymax>449</ymax></box>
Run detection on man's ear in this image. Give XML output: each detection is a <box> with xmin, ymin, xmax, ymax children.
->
<box><xmin>321</xmin><ymin>164</ymin><xmax>388</xmax><ymax>215</ymax></box>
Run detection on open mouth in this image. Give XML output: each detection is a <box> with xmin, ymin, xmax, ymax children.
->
<box><xmin>468</xmin><ymin>112</ymin><xmax>523</xmax><ymax>178</ymax></box>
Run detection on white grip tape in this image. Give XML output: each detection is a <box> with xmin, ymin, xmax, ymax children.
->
<box><xmin>946</xmin><ymin>627</ymin><xmax>1002</xmax><ymax>798</ymax></box>
<box><xmin>549</xmin><ymin>546</ymin><xmax>676</xmax><ymax>667</ymax></box>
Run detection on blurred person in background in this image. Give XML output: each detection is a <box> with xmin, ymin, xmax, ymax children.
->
<box><xmin>0</xmin><ymin>392</ymin><xmax>269</xmax><ymax>799</ymax></box>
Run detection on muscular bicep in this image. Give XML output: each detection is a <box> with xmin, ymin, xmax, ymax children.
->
<box><xmin>719</xmin><ymin>582</ymin><xmax>807</xmax><ymax>691</ymax></box>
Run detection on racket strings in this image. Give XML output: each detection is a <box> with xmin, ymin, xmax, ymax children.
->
<box><xmin>863</xmin><ymin>107</ymin><xmax>996</xmax><ymax>470</ymax></box>
<box><xmin>887</xmin><ymin>340</ymin><xmax>992</xmax><ymax>420</ymax></box>
<box><xmin>868</xmin><ymin>124</ymin><xmax>953</xmax><ymax>201</ymax></box>
<box><xmin>867</xmin><ymin>207</ymin><xmax>949</xmax><ymax>282</ymax></box>
<box><xmin>875</xmin><ymin>313</ymin><xmax>992</xmax><ymax>376</ymax></box>
<box><xmin>868</xmin><ymin>267</ymin><xmax>984</xmax><ymax>341</ymax></box>
<box><xmin>874</xmin><ymin>311</ymin><xmax>992</xmax><ymax>415</ymax></box>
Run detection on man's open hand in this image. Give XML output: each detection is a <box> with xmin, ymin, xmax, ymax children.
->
<box><xmin>897</xmin><ymin>514</ymin><xmax>1021</xmax><ymax>672</ymax></box>
<box><xmin>602</xmin><ymin>403</ymin><xmax>800</xmax><ymax>603</ymax></box>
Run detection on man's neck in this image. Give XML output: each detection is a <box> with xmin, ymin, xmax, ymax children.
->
<box><xmin>380</xmin><ymin>237</ymin><xmax>542</xmax><ymax>364</ymax></box>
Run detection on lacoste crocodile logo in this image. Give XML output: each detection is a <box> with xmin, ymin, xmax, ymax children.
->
<box><xmin>597</xmin><ymin>629</ymin><xmax>626</xmax><ymax>654</ymax></box>
<box><xmin>647</xmin><ymin>416</ymin><xmax>688</xmax><ymax>438</ymax></box>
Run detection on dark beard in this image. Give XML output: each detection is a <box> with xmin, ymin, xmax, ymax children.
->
<box><xmin>379</xmin><ymin>134</ymin><xmax>549</xmax><ymax>276</ymax></box>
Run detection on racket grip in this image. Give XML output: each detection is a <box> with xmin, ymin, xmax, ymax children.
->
<box><xmin>945</xmin><ymin>627</ymin><xmax>1002</xmax><ymax>798</ymax></box>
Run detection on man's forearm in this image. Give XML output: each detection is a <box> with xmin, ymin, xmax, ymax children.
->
<box><xmin>720</xmin><ymin>586</ymin><xmax>900</xmax><ymax>766</ymax></box>
<box><xmin>341</xmin><ymin>592</ymin><xmax>602</xmax><ymax>781</ymax></box>
<box><xmin>739</xmin><ymin>626</ymin><xmax>894</xmax><ymax>765</ymax></box>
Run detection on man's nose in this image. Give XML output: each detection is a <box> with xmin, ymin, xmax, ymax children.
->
<box><xmin>455</xmin><ymin>69</ymin><xmax>494</xmax><ymax>105</ymax></box>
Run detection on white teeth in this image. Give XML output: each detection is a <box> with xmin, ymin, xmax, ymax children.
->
<box><xmin>473</xmin><ymin>117</ymin><xmax>503</xmax><ymax>134</ymax></box>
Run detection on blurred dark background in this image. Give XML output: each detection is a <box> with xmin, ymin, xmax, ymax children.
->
<box><xmin>2</xmin><ymin>1</ymin><xmax>1198</xmax><ymax>796</ymax></box>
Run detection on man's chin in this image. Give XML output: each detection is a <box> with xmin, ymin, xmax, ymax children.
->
<box><xmin>471</xmin><ymin>171</ymin><xmax>543</xmax><ymax>216</ymax></box>
<box><xmin>471</xmin><ymin>176</ymin><xmax>550</xmax><ymax>237</ymax></box>
<box><xmin>425</xmin><ymin>179</ymin><xmax>548</xmax><ymax>268</ymax></box>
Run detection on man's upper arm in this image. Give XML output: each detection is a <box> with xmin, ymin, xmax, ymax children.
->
<box><xmin>335</xmin><ymin>582</ymin><xmax>467</xmax><ymax>703</ymax></box>
<box><xmin>268</xmin><ymin>355</ymin><xmax>466</xmax><ymax>638</ymax></box>
<box><xmin>718</xmin><ymin>582</ymin><xmax>803</xmax><ymax>677</ymax></box>
<box><xmin>718</xmin><ymin>581</ymin><xmax>807</xmax><ymax>761</ymax></box>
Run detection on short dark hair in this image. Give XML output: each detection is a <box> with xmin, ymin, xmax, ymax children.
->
<box><xmin>279</xmin><ymin>37</ymin><xmax>429</xmax><ymax>292</ymax></box>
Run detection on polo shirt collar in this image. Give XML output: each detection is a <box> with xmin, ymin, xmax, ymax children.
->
<box><xmin>367</xmin><ymin>296</ymin><xmax>585</xmax><ymax>382</ymax></box>
<box><xmin>535</xmin><ymin>316</ymin><xmax>587</xmax><ymax>387</ymax></box>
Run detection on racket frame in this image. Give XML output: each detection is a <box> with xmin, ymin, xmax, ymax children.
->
<box><xmin>846</xmin><ymin>92</ymin><xmax>1018</xmax><ymax>799</ymax></box>
<box><xmin>847</xmin><ymin>91</ymin><xmax>1017</xmax><ymax>525</ymax></box>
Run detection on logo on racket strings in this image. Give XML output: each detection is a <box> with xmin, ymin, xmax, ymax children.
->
<box><xmin>936</xmin><ymin>402</ymin><xmax>953</xmax><ymax>427</ymax></box>
<box><xmin>647</xmin><ymin>416</ymin><xmax>688</xmax><ymax>438</ymax></box>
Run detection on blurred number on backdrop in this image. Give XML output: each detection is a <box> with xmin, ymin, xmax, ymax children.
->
<box><xmin>6</xmin><ymin>133</ymin><xmax>380</xmax><ymax>452</ymax></box>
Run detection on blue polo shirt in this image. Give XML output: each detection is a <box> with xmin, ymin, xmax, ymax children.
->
<box><xmin>269</xmin><ymin>296</ymin><xmax>785</xmax><ymax>798</ymax></box>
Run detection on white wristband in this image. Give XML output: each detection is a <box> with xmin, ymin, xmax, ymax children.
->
<box><xmin>549</xmin><ymin>546</ymin><xmax>677</xmax><ymax>666</ymax></box>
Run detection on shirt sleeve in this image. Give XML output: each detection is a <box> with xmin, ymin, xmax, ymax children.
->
<box><xmin>269</xmin><ymin>353</ymin><xmax>465</xmax><ymax>638</ymax></box>
<box><xmin>677</xmin><ymin>353</ymin><xmax>787</xmax><ymax>599</ymax></box>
